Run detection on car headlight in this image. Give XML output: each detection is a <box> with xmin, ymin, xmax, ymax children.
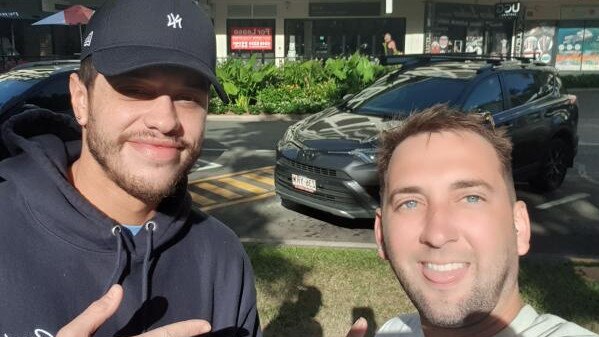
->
<box><xmin>277</xmin><ymin>124</ymin><xmax>299</xmax><ymax>149</ymax></box>
<box><xmin>349</xmin><ymin>148</ymin><xmax>377</xmax><ymax>164</ymax></box>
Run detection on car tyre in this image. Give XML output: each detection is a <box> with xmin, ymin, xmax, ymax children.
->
<box><xmin>529</xmin><ymin>138</ymin><xmax>571</xmax><ymax>192</ymax></box>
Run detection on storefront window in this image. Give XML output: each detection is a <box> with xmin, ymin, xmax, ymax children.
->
<box><xmin>425</xmin><ymin>3</ymin><xmax>514</xmax><ymax>56</ymax></box>
<box><xmin>555</xmin><ymin>21</ymin><xmax>599</xmax><ymax>71</ymax></box>
<box><xmin>284</xmin><ymin>18</ymin><xmax>405</xmax><ymax>60</ymax></box>
<box><xmin>520</xmin><ymin>22</ymin><xmax>557</xmax><ymax>64</ymax></box>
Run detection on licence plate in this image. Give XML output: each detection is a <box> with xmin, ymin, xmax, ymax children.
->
<box><xmin>292</xmin><ymin>174</ymin><xmax>317</xmax><ymax>193</ymax></box>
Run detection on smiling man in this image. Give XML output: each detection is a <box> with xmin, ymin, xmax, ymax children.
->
<box><xmin>372</xmin><ymin>105</ymin><xmax>596</xmax><ymax>337</ymax></box>
<box><xmin>0</xmin><ymin>0</ymin><xmax>260</xmax><ymax>336</ymax></box>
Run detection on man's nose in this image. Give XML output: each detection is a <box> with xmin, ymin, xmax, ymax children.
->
<box><xmin>143</xmin><ymin>95</ymin><xmax>181</xmax><ymax>135</ymax></box>
<box><xmin>419</xmin><ymin>202</ymin><xmax>459</xmax><ymax>248</ymax></box>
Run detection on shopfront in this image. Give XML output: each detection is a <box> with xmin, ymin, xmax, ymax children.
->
<box><xmin>522</xmin><ymin>5</ymin><xmax>599</xmax><ymax>71</ymax></box>
<box><xmin>217</xmin><ymin>1</ymin><xmax>408</xmax><ymax>62</ymax></box>
<box><xmin>284</xmin><ymin>17</ymin><xmax>405</xmax><ymax>60</ymax></box>
<box><xmin>424</xmin><ymin>2</ymin><xmax>518</xmax><ymax>56</ymax></box>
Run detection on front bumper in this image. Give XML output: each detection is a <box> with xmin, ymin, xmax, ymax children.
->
<box><xmin>274</xmin><ymin>153</ymin><xmax>379</xmax><ymax>219</ymax></box>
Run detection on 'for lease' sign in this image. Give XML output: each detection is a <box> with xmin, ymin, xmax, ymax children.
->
<box><xmin>230</xmin><ymin>27</ymin><xmax>273</xmax><ymax>51</ymax></box>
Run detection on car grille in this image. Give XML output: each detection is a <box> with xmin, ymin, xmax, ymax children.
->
<box><xmin>276</xmin><ymin>158</ymin><xmax>357</xmax><ymax>204</ymax></box>
<box><xmin>280</xmin><ymin>157</ymin><xmax>337</xmax><ymax>177</ymax></box>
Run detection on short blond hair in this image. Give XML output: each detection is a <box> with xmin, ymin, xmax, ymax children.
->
<box><xmin>377</xmin><ymin>104</ymin><xmax>515</xmax><ymax>202</ymax></box>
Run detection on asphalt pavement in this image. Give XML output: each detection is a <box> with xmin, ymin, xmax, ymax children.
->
<box><xmin>201</xmin><ymin>88</ymin><xmax>599</xmax><ymax>265</ymax></box>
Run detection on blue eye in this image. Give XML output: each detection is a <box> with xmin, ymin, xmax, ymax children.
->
<box><xmin>465</xmin><ymin>195</ymin><xmax>481</xmax><ymax>203</ymax></box>
<box><xmin>401</xmin><ymin>200</ymin><xmax>418</xmax><ymax>209</ymax></box>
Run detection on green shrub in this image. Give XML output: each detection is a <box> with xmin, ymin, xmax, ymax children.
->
<box><xmin>212</xmin><ymin>53</ymin><xmax>389</xmax><ymax>114</ymax></box>
<box><xmin>561</xmin><ymin>74</ymin><xmax>599</xmax><ymax>88</ymax></box>
<box><xmin>216</xmin><ymin>54</ymin><xmax>277</xmax><ymax>106</ymax></box>
<box><xmin>256</xmin><ymin>80</ymin><xmax>340</xmax><ymax>114</ymax></box>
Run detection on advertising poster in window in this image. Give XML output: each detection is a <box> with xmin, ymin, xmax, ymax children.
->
<box><xmin>555</xmin><ymin>27</ymin><xmax>583</xmax><ymax>71</ymax></box>
<box><xmin>465</xmin><ymin>28</ymin><xmax>483</xmax><ymax>55</ymax></box>
<box><xmin>429</xmin><ymin>34</ymin><xmax>452</xmax><ymax>54</ymax></box>
<box><xmin>582</xmin><ymin>28</ymin><xmax>599</xmax><ymax>71</ymax></box>
<box><xmin>230</xmin><ymin>27</ymin><xmax>273</xmax><ymax>51</ymax></box>
<box><xmin>521</xmin><ymin>24</ymin><xmax>555</xmax><ymax>63</ymax></box>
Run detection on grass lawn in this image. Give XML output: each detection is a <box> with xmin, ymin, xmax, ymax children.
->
<box><xmin>245</xmin><ymin>244</ymin><xmax>599</xmax><ymax>337</ymax></box>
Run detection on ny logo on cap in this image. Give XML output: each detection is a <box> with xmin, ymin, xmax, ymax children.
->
<box><xmin>83</xmin><ymin>31</ymin><xmax>93</xmax><ymax>47</ymax></box>
<box><xmin>167</xmin><ymin>13</ymin><xmax>182</xmax><ymax>29</ymax></box>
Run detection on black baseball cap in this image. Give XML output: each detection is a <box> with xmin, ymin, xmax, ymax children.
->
<box><xmin>81</xmin><ymin>0</ymin><xmax>228</xmax><ymax>103</ymax></box>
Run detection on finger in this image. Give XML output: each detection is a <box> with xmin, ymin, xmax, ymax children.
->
<box><xmin>56</xmin><ymin>284</ymin><xmax>124</xmax><ymax>337</ymax></box>
<box><xmin>346</xmin><ymin>317</ymin><xmax>368</xmax><ymax>337</ymax></box>
<box><xmin>140</xmin><ymin>320</ymin><xmax>211</xmax><ymax>337</ymax></box>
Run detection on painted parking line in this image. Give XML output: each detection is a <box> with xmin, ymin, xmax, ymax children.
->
<box><xmin>188</xmin><ymin>166</ymin><xmax>275</xmax><ymax>211</ymax></box>
<box><xmin>536</xmin><ymin>193</ymin><xmax>590</xmax><ymax>210</ymax></box>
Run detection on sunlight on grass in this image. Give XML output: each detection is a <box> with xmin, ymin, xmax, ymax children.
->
<box><xmin>246</xmin><ymin>244</ymin><xmax>599</xmax><ymax>337</ymax></box>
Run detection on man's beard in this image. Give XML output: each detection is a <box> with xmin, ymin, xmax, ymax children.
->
<box><xmin>86</xmin><ymin>112</ymin><xmax>200</xmax><ymax>205</ymax></box>
<box><xmin>391</xmin><ymin>252</ymin><xmax>515</xmax><ymax>328</ymax></box>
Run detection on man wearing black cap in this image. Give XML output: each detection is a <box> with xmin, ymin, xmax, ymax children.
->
<box><xmin>0</xmin><ymin>0</ymin><xmax>260</xmax><ymax>336</ymax></box>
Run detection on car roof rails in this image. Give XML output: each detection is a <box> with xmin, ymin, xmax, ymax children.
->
<box><xmin>381</xmin><ymin>53</ymin><xmax>546</xmax><ymax>68</ymax></box>
<box><xmin>381</xmin><ymin>53</ymin><xmax>507</xmax><ymax>66</ymax></box>
<box><xmin>11</xmin><ymin>59</ymin><xmax>80</xmax><ymax>71</ymax></box>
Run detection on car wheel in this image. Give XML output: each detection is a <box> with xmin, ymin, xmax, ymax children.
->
<box><xmin>529</xmin><ymin>138</ymin><xmax>571</xmax><ymax>192</ymax></box>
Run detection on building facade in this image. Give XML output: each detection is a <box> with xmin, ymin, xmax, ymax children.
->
<box><xmin>2</xmin><ymin>0</ymin><xmax>599</xmax><ymax>72</ymax></box>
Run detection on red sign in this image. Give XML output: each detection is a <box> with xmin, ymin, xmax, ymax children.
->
<box><xmin>230</xmin><ymin>27</ymin><xmax>273</xmax><ymax>51</ymax></box>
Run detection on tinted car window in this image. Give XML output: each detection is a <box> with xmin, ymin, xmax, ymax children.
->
<box><xmin>503</xmin><ymin>71</ymin><xmax>537</xmax><ymax>107</ymax></box>
<box><xmin>26</xmin><ymin>74</ymin><xmax>72</xmax><ymax>113</ymax></box>
<box><xmin>463</xmin><ymin>74</ymin><xmax>504</xmax><ymax>113</ymax></box>
<box><xmin>355</xmin><ymin>77</ymin><xmax>466</xmax><ymax>116</ymax></box>
<box><xmin>0</xmin><ymin>77</ymin><xmax>42</xmax><ymax>110</ymax></box>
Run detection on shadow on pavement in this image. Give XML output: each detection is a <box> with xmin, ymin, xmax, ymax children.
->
<box><xmin>197</xmin><ymin>115</ymin><xmax>599</xmax><ymax>335</ymax></box>
<box><xmin>281</xmin><ymin>199</ymin><xmax>374</xmax><ymax>230</ymax></box>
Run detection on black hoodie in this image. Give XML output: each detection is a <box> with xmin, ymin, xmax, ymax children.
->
<box><xmin>0</xmin><ymin>110</ymin><xmax>261</xmax><ymax>337</ymax></box>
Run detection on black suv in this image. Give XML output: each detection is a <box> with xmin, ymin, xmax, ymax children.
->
<box><xmin>275</xmin><ymin>55</ymin><xmax>579</xmax><ymax>219</ymax></box>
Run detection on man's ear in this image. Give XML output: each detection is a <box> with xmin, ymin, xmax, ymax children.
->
<box><xmin>513</xmin><ymin>200</ymin><xmax>531</xmax><ymax>256</ymax></box>
<box><xmin>374</xmin><ymin>208</ymin><xmax>388</xmax><ymax>260</ymax></box>
<box><xmin>69</xmin><ymin>72</ymin><xmax>89</xmax><ymax>126</ymax></box>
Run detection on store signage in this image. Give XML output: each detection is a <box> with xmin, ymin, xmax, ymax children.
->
<box><xmin>309</xmin><ymin>2</ymin><xmax>380</xmax><ymax>17</ymax></box>
<box><xmin>0</xmin><ymin>11</ymin><xmax>20</xmax><ymax>19</ymax></box>
<box><xmin>230</xmin><ymin>27</ymin><xmax>273</xmax><ymax>51</ymax></box>
<box><xmin>495</xmin><ymin>2</ymin><xmax>521</xmax><ymax>18</ymax></box>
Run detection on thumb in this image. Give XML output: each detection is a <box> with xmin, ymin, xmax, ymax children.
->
<box><xmin>57</xmin><ymin>284</ymin><xmax>124</xmax><ymax>337</ymax></box>
<box><xmin>346</xmin><ymin>317</ymin><xmax>368</xmax><ymax>337</ymax></box>
<box><xmin>140</xmin><ymin>320</ymin><xmax>212</xmax><ymax>337</ymax></box>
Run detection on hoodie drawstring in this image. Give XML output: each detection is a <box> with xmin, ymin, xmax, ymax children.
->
<box><xmin>105</xmin><ymin>225</ymin><xmax>125</xmax><ymax>293</ymax></box>
<box><xmin>141</xmin><ymin>221</ymin><xmax>157</xmax><ymax>304</ymax></box>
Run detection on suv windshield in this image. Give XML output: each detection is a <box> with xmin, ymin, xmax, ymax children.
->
<box><xmin>354</xmin><ymin>77</ymin><xmax>467</xmax><ymax>116</ymax></box>
<box><xmin>349</xmin><ymin>76</ymin><xmax>467</xmax><ymax>116</ymax></box>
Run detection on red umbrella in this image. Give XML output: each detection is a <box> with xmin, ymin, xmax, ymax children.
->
<box><xmin>32</xmin><ymin>5</ymin><xmax>94</xmax><ymax>26</ymax></box>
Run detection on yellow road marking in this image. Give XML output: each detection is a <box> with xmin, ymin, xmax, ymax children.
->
<box><xmin>243</xmin><ymin>172</ymin><xmax>274</xmax><ymax>186</ymax></box>
<box><xmin>219</xmin><ymin>177</ymin><xmax>269</xmax><ymax>194</ymax></box>
<box><xmin>188</xmin><ymin>166</ymin><xmax>276</xmax><ymax>208</ymax></box>
<box><xmin>189</xmin><ymin>166</ymin><xmax>274</xmax><ymax>184</ymax></box>
<box><xmin>194</xmin><ymin>182</ymin><xmax>242</xmax><ymax>199</ymax></box>
<box><xmin>201</xmin><ymin>192</ymin><xmax>276</xmax><ymax>211</ymax></box>
<box><xmin>189</xmin><ymin>192</ymin><xmax>217</xmax><ymax>206</ymax></box>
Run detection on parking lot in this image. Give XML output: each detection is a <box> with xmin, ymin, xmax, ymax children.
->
<box><xmin>197</xmin><ymin>88</ymin><xmax>599</xmax><ymax>259</ymax></box>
